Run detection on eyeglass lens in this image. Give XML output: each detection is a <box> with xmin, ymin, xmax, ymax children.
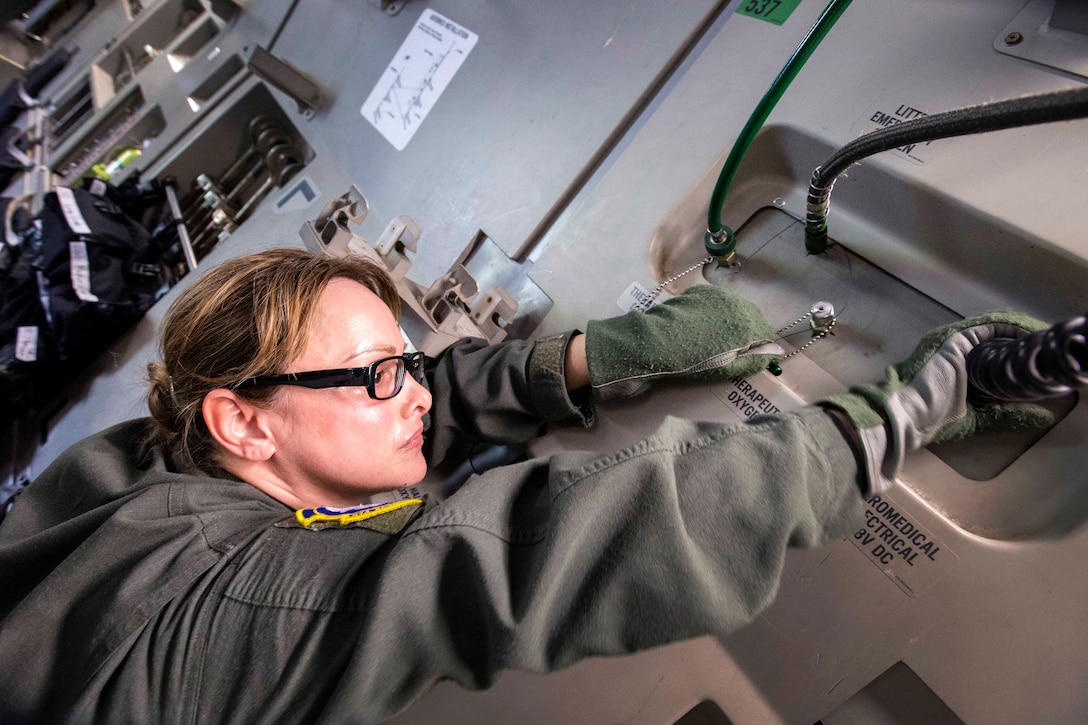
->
<box><xmin>373</xmin><ymin>357</ymin><xmax>406</xmax><ymax>399</ymax></box>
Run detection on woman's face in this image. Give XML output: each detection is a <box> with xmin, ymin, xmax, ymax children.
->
<box><xmin>262</xmin><ymin>278</ymin><xmax>432</xmax><ymax>506</ymax></box>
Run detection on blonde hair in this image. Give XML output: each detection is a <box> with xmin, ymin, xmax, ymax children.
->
<box><xmin>146</xmin><ymin>248</ymin><xmax>400</xmax><ymax>472</ymax></box>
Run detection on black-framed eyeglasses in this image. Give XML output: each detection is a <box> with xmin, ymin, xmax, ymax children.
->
<box><xmin>233</xmin><ymin>351</ymin><xmax>426</xmax><ymax>400</ymax></box>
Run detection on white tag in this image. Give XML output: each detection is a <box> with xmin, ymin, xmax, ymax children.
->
<box><xmin>88</xmin><ymin>179</ymin><xmax>108</xmax><ymax>196</ymax></box>
<box><xmin>69</xmin><ymin>241</ymin><xmax>100</xmax><ymax>302</ymax></box>
<box><xmin>616</xmin><ymin>282</ymin><xmax>673</xmax><ymax>312</ymax></box>
<box><xmin>15</xmin><ymin>326</ymin><xmax>38</xmax><ymax>362</ymax></box>
<box><xmin>360</xmin><ymin>8</ymin><xmax>479</xmax><ymax>151</ymax></box>
<box><xmin>56</xmin><ymin>187</ymin><xmax>92</xmax><ymax>235</ymax></box>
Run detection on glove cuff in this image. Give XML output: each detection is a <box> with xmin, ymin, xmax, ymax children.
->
<box><xmin>528</xmin><ymin>332</ymin><xmax>595</xmax><ymax>427</ymax></box>
<box><xmin>820</xmin><ymin>393</ymin><xmax>895</xmax><ymax>495</ymax></box>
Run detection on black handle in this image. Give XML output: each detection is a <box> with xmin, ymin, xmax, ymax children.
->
<box><xmin>966</xmin><ymin>314</ymin><xmax>1087</xmax><ymax>403</ymax></box>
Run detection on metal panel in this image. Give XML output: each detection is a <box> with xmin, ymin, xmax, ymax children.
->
<box><xmin>270</xmin><ymin>0</ymin><xmax>724</xmax><ymax>282</ymax></box>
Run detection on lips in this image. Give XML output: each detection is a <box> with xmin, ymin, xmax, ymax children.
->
<box><xmin>401</xmin><ymin>427</ymin><xmax>424</xmax><ymax>450</ymax></box>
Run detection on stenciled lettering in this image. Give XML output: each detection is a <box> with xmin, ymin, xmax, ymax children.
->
<box><xmin>895</xmin><ymin>104</ymin><xmax>928</xmax><ymax>120</ymax></box>
<box><xmin>870</xmin><ymin>111</ymin><xmax>902</xmax><ymax>128</ymax></box>
<box><xmin>863</xmin><ymin>498</ymin><xmax>940</xmax><ymax>566</ymax></box>
<box><xmin>727</xmin><ymin>376</ymin><xmax>780</xmax><ymax>416</ymax></box>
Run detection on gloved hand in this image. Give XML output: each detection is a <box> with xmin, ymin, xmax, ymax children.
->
<box><xmin>585</xmin><ymin>283</ymin><xmax>783</xmax><ymax>401</ymax></box>
<box><xmin>821</xmin><ymin>311</ymin><xmax>1056</xmax><ymax>494</ymax></box>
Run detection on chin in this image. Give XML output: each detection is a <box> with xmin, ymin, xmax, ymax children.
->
<box><xmin>399</xmin><ymin>471</ymin><xmax>428</xmax><ymax>488</ymax></box>
<box><xmin>397</xmin><ymin>462</ymin><xmax>428</xmax><ymax>488</ymax></box>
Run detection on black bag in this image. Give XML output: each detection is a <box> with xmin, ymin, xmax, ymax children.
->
<box><xmin>0</xmin><ymin>200</ymin><xmax>56</xmax><ymax>419</ymax></box>
<box><xmin>34</xmin><ymin>186</ymin><xmax>168</xmax><ymax>363</ymax></box>
<box><xmin>0</xmin><ymin>185</ymin><xmax>172</xmax><ymax>418</ymax></box>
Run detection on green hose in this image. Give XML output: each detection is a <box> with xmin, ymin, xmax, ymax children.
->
<box><xmin>705</xmin><ymin>0</ymin><xmax>853</xmax><ymax>258</ymax></box>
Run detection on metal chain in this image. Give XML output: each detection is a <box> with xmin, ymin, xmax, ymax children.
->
<box><xmin>633</xmin><ymin>256</ymin><xmax>714</xmax><ymax>312</ymax></box>
<box><xmin>774</xmin><ymin>305</ymin><xmax>837</xmax><ymax>359</ymax></box>
<box><xmin>633</xmin><ymin>259</ymin><xmax>837</xmax><ymax>375</ymax></box>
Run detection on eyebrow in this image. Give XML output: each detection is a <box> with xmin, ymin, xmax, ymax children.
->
<box><xmin>339</xmin><ymin>344</ymin><xmax>399</xmax><ymax>367</ymax></box>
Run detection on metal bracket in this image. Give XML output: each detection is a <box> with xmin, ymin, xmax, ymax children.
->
<box><xmin>247</xmin><ymin>46</ymin><xmax>324</xmax><ymax>117</ymax></box>
<box><xmin>301</xmin><ymin>185</ymin><xmax>370</xmax><ymax>258</ymax></box>
<box><xmin>994</xmin><ymin>0</ymin><xmax>1088</xmax><ymax>81</ymax></box>
<box><xmin>373</xmin><ymin>214</ymin><xmax>419</xmax><ymax>280</ymax></box>
<box><xmin>299</xmin><ymin>186</ymin><xmax>519</xmax><ymax>355</ymax></box>
<box><xmin>470</xmin><ymin>288</ymin><xmax>518</xmax><ymax>341</ymax></box>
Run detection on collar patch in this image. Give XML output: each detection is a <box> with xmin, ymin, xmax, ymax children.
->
<box><xmin>281</xmin><ymin>499</ymin><xmax>424</xmax><ymax>533</ymax></box>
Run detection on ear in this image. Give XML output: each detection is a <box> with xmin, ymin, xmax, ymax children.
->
<box><xmin>202</xmin><ymin>389</ymin><xmax>278</xmax><ymax>462</ymax></box>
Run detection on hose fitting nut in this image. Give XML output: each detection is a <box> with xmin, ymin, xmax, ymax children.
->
<box><xmin>704</xmin><ymin>227</ymin><xmax>736</xmax><ymax>261</ymax></box>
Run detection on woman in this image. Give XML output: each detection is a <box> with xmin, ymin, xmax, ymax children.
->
<box><xmin>0</xmin><ymin>247</ymin><xmax>1045</xmax><ymax>723</ymax></box>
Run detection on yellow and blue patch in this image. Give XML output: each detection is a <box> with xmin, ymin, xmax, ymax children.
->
<box><xmin>282</xmin><ymin>499</ymin><xmax>424</xmax><ymax>533</ymax></box>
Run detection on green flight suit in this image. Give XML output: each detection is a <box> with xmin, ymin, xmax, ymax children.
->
<box><xmin>0</xmin><ymin>333</ymin><xmax>865</xmax><ymax>723</ymax></box>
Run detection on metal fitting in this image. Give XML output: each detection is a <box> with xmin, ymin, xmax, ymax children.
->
<box><xmin>704</xmin><ymin>227</ymin><xmax>737</xmax><ymax>262</ymax></box>
<box><xmin>809</xmin><ymin>301</ymin><xmax>836</xmax><ymax>331</ymax></box>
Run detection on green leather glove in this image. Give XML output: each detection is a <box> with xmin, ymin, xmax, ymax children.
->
<box><xmin>822</xmin><ymin>311</ymin><xmax>1056</xmax><ymax>494</ymax></box>
<box><xmin>585</xmin><ymin>283</ymin><xmax>783</xmax><ymax>401</ymax></box>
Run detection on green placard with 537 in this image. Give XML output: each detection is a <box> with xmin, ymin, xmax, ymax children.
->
<box><xmin>736</xmin><ymin>0</ymin><xmax>803</xmax><ymax>26</ymax></box>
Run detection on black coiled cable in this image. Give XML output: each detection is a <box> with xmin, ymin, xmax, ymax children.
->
<box><xmin>966</xmin><ymin>313</ymin><xmax>1087</xmax><ymax>403</ymax></box>
<box><xmin>804</xmin><ymin>86</ymin><xmax>1088</xmax><ymax>253</ymax></box>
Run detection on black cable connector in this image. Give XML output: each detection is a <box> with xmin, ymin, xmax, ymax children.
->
<box><xmin>966</xmin><ymin>313</ymin><xmax>1087</xmax><ymax>403</ymax></box>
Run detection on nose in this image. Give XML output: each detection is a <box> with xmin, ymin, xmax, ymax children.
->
<box><xmin>402</xmin><ymin>373</ymin><xmax>432</xmax><ymax>417</ymax></box>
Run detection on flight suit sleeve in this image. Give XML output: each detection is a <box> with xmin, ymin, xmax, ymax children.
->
<box><xmin>423</xmin><ymin>333</ymin><xmax>594</xmax><ymax>467</ymax></box>
<box><xmin>193</xmin><ymin>405</ymin><xmax>866</xmax><ymax>723</ymax></box>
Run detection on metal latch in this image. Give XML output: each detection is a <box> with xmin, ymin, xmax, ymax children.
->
<box><xmin>368</xmin><ymin>0</ymin><xmax>408</xmax><ymax>16</ymax></box>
